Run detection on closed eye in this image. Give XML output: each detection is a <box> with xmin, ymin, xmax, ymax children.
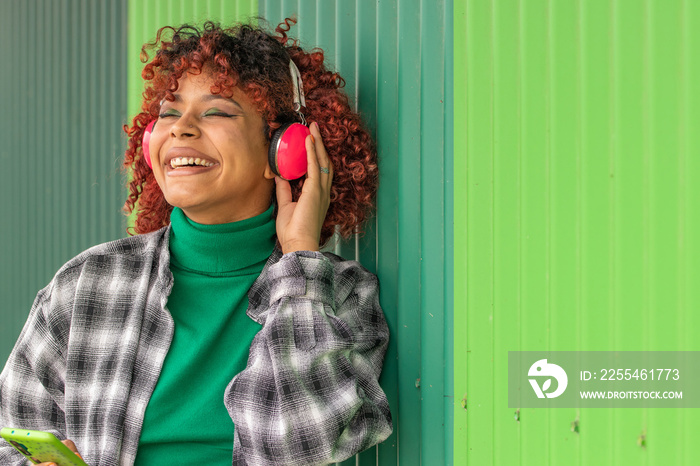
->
<box><xmin>203</xmin><ymin>109</ymin><xmax>236</xmax><ymax>117</ymax></box>
<box><xmin>158</xmin><ymin>110</ymin><xmax>179</xmax><ymax>118</ymax></box>
<box><xmin>158</xmin><ymin>110</ymin><xmax>235</xmax><ymax>119</ymax></box>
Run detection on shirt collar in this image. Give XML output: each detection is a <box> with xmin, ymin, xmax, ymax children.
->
<box><xmin>168</xmin><ymin>205</ymin><xmax>276</xmax><ymax>274</ymax></box>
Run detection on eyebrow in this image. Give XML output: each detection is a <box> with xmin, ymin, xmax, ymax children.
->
<box><xmin>167</xmin><ymin>93</ymin><xmax>244</xmax><ymax>110</ymax></box>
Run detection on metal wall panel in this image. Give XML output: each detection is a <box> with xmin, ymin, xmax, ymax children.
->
<box><xmin>0</xmin><ymin>0</ymin><xmax>127</xmax><ymax>362</ymax></box>
<box><xmin>260</xmin><ymin>1</ymin><xmax>453</xmax><ymax>465</ymax></box>
<box><xmin>131</xmin><ymin>1</ymin><xmax>452</xmax><ymax>464</ymax></box>
<box><xmin>454</xmin><ymin>0</ymin><xmax>700</xmax><ymax>464</ymax></box>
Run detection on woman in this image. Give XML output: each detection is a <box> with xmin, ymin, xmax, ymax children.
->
<box><xmin>0</xmin><ymin>19</ymin><xmax>392</xmax><ymax>465</ymax></box>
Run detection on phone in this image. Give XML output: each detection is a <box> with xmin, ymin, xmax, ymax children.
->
<box><xmin>0</xmin><ymin>428</ymin><xmax>88</xmax><ymax>466</ymax></box>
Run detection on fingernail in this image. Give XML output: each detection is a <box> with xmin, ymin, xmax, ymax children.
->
<box><xmin>310</xmin><ymin>134</ymin><xmax>315</xmax><ymax>144</ymax></box>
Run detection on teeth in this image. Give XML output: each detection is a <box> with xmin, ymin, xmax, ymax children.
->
<box><xmin>169</xmin><ymin>157</ymin><xmax>215</xmax><ymax>168</ymax></box>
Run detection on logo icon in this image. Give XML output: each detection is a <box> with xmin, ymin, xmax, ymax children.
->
<box><xmin>528</xmin><ymin>359</ymin><xmax>568</xmax><ymax>398</ymax></box>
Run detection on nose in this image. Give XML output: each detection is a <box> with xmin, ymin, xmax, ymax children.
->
<box><xmin>170</xmin><ymin>114</ymin><xmax>201</xmax><ymax>139</ymax></box>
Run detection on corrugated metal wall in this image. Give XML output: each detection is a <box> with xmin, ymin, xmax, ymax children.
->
<box><xmin>5</xmin><ymin>0</ymin><xmax>699</xmax><ymax>464</ymax></box>
<box><xmin>0</xmin><ymin>0</ymin><xmax>127</xmax><ymax>361</ymax></box>
<box><xmin>259</xmin><ymin>1</ymin><xmax>454</xmax><ymax>464</ymax></box>
<box><xmin>454</xmin><ymin>0</ymin><xmax>700</xmax><ymax>465</ymax></box>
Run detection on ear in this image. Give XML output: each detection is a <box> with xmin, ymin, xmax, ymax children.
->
<box><xmin>263</xmin><ymin>162</ymin><xmax>276</xmax><ymax>180</ymax></box>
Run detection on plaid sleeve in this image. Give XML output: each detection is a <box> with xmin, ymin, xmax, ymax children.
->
<box><xmin>0</xmin><ymin>280</ymin><xmax>69</xmax><ymax>466</ymax></box>
<box><xmin>227</xmin><ymin>250</ymin><xmax>393</xmax><ymax>466</ymax></box>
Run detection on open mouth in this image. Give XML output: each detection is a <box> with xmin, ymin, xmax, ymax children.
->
<box><xmin>169</xmin><ymin>157</ymin><xmax>216</xmax><ymax>169</ymax></box>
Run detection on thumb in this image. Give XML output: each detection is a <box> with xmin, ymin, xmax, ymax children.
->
<box><xmin>275</xmin><ymin>176</ymin><xmax>293</xmax><ymax>208</ymax></box>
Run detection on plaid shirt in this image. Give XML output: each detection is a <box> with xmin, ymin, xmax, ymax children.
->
<box><xmin>0</xmin><ymin>227</ymin><xmax>392</xmax><ymax>465</ymax></box>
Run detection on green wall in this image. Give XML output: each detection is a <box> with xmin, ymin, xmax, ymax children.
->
<box><xmin>455</xmin><ymin>0</ymin><xmax>700</xmax><ymax>465</ymax></box>
<box><xmin>5</xmin><ymin>0</ymin><xmax>696</xmax><ymax>464</ymax></box>
<box><xmin>0</xmin><ymin>0</ymin><xmax>127</xmax><ymax>362</ymax></box>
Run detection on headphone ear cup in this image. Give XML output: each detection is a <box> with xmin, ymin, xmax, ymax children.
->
<box><xmin>142</xmin><ymin>120</ymin><xmax>156</xmax><ymax>169</ymax></box>
<box><xmin>268</xmin><ymin>123</ymin><xmax>289</xmax><ymax>178</ymax></box>
<box><xmin>268</xmin><ymin>122</ymin><xmax>311</xmax><ymax>180</ymax></box>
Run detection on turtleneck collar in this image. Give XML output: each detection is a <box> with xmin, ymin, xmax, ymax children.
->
<box><xmin>168</xmin><ymin>205</ymin><xmax>276</xmax><ymax>275</ymax></box>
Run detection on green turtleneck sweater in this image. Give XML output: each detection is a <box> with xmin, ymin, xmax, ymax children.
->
<box><xmin>134</xmin><ymin>206</ymin><xmax>276</xmax><ymax>465</ymax></box>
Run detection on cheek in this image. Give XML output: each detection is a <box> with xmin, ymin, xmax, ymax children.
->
<box><xmin>249</xmin><ymin>128</ymin><xmax>271</xmax><ymax>160</ymax></box>
<box><xmin>224</xmin><ymin>129</ymin><xmax>268</xmax><ymax>165</ymax></box>
<box><xmin>148</xmin><ymin>136</ymin><xmax>169</xmax><ymax>187</ymax></box>
<box><xmin>148</xmin><ymin>133</ymin><xmax>166</xmax><ymax>164</ymax></box>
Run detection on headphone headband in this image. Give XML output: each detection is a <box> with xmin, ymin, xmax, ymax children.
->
<box><xmin>289</xmin><ymin>59</ymin><xmax>306</xmax><ymax>114</ymax></box>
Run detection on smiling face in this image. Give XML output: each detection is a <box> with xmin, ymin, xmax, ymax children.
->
<box><xmin>148</xmin><ymin>70</ymin><xmax>275</xmax><ymax>224</ymax></box>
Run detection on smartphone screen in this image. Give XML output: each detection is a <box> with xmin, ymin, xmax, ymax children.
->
<box><xmin>0</xmin><ymin>428</ymin><xmax>88</xmax><ymax>466</ymax></box>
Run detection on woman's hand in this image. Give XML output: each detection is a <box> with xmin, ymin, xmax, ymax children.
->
<box><xmin>36</xmin><ymin>439</ymin><xmax>84</xmax><ymax>466</ymax></box>
<box><xmin>275</xmin><ymin>122</ymin><xmax>333</xmax><ymax>254</ymax></box>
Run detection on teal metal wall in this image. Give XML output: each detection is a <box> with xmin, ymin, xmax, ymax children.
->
<box><xmin>259</xmin><ymin>2</ymin><xmax>454</xmax><ymax>464</ymax></box>
<box><xmin>0</xmin><ymin>0</ymin><xmax>128</xmax><ymax>362</ymax></box>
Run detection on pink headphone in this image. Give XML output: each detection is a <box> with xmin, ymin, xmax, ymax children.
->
<box><xmin>142</xmin><ymin>60</ymin><xmax>310</xmax><ymax>180</ymax></box>
<box><xmin>142</xmin><ymin>120</ymin><xmax>155</xmax><ymax>169</ymax></box>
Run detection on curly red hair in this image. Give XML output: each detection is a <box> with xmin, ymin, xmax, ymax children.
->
<box><xmin>122</xmin><ymin>19</ymin><xmax>378</xmax><ymax>245</ymax></box>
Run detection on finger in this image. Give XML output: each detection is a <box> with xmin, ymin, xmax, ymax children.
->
<box><xmin>309</xmin><ymin>122</ymin><xmax>332</xmax><ymax>178</ymax></box>
<box><xmin>275</xmin><ymin>176</ymin><xmax>293</xmax><ymax>208</ymax></box>
<box><xmin>308</xmin><ymin>123</ymin><xmax>333</xmax><ymax>192</ymax></box>
<box><xmin>304</xmin><ymin>132</ymin><xmax>320</xmax><ymax>181</ymax></box>
<box><xmin>36</xmin><ymin>439</ymin><xmax>82</xmax><ymax>465</ymax></box>
<box><xmin>62</xmin><ymin>439</ymin><xmax>82</xmax><ymax>458</ymax></box>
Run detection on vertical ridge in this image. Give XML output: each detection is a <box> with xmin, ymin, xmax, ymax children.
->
<box><xmin>609</xmin><ymin>0</ymin><xmax>619</xmax><ymax>459</ymax></box>
<box><xmin>0</xmin><ymin>0</ymin><xmax>128</xmax><ymax>362</ymax></box>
